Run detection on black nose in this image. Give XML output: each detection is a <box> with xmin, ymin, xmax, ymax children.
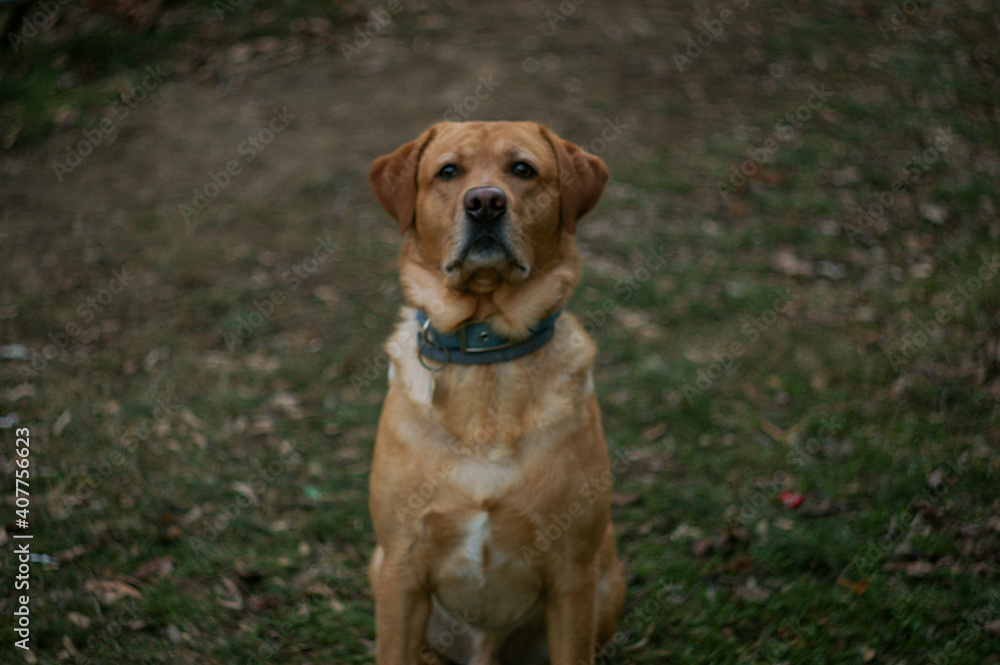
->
<box><xmin>463</xmin><ymin>186</ymin><xmax>507</xmax><ymax>220</ymax></box>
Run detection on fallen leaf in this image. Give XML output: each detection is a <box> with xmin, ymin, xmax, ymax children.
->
<box><xmin>919</xmin><ymin>202</ymin><xmax>948</xmax><ymax>225</ymax></box>
<box><xmin>669</xmin><ymin>522</ymin><xmax>704</xmax><ymax>542</ymax></box>
<box><xmin>610</xmin><ymin>493</ymin><xmax>640</xmax><ymax>507</ymax></box>
<box><xmin>181</xmin><ymin>408</ymin><xmax>205</xmax><ymax>430</ymax></box>
<box><xmin>57</xmin><ymin>545</ymin><xmax>88</xmax><ymax>562</ymax></box>
<box><xmin>775</xmin><ymin>518</ymin><xmax>795</xmax><ymax>531</ymax></box>
<box><xmin>232</xmin><ymin>481</ymin><xmax>260</xmax><ymax>505</ymax></box>
<box><xmin>67</xmin><ymin>612</ymin><xmax>91</xmax><ymax>629</ymax></box>
<box><xmin>735</xmin><ymin>577</ymin><xmax>771</xmax><ymax>602</ymax></box>
<box><xmin>143</xmin><ymin>347</ymin><xmax>170</xmax><ymax>371</ymax></box>
<box><xmin>860</xmin><ymin>645</ymin><xmax>876</xmax><ymax>662</ymax></box>
<box><xmin>761</xmin><ymin>420</ymin><xmax>786</xmax><ymax>443</ymax></box>
<box><xmin>84</xmin><ymin>579</ymin><xmax>142</xmax><ymax>604</ymax></box>
<box><xmin>166</xmin><ymin>625</ymin><xmax>184</xmax><ymax>644</ymax></box>
<box><xmin>773</xmin><ymin>247</ymin><xmax>813</xmax><ymax>277</ymax></box>
<box><xmin>984</xmin><ymin>619</ymin><xmax>1000</xmax><ymax>635</ymax></box>
<box><xmin>61</xmin><ymin>635</ymin><xmax>79</xmax><ymax>658</ymax></box>
<box><xmin>215</xmin><ymin>577</ymin><xmax>244</xmax><ymax>611</ymax></box>
<box><xmin>132</xmin><ymin>556</ymin><xmax>174</xmax><ymax>581</ymax></box>
<box><xmin>642</xmin><ymin>423</ymin><xmax>667</xmax><ymax>442</ymax></box>
<box><xmin>836</xmin><ymin>576</ymin><xmax>869</xmax><ymax>596</ymax></box>
<box><xmin>4</xmin><ymin>384</ymin><xmax>36</xmax><ymax>402</ymax></box>
<box><xmin>269</xmin><ymin>518</ymin><xmax>291</xmax><ymax>533</ymax></box>
<box><xmin>53</xmin><ymin>410</ymin><xmax>72</xmax><ymax>436</ymax></box>
<box><xmin>905</xmin><ymin>560</ymin><xmax>934</xmax><ymax>577</ymax></box>
<box><xmin>304</xmin><ymin>582</ymin><xmax>334</xmax><ymax>597</ymax></box>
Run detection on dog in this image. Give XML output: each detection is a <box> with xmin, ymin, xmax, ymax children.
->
<box><xmin>367</xmin><ymin>121</ymin><xmax>625</xmax><ymax>665</ymax></box>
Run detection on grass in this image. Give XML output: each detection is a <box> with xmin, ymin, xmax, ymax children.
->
<box><xmin>2</xmin><ymin>0</ymin><xmax>1000</xmax><ymax>664</ymax></box>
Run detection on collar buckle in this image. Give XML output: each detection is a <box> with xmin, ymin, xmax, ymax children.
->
<box><xmin>459</xmin><ymin>325</ymin><xmax>514</xmax><ymax>353</ymax></box>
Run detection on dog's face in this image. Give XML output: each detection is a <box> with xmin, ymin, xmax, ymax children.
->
<box><xmin>370</xmin><ymin>122</ymin><xmax>608</xmax><ymax>295</ymax></box>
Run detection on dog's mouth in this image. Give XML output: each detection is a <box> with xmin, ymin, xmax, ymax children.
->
<box><xmin>443</xmin><ymin>227</ymin><xmax>529</xmax><ymax>291</ymax></box>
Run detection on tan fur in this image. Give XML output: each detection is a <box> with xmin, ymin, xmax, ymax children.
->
<box><xmin>367</xmin><ymin>121</ymin><xmax>625</xmax><ymax>665</ymax></box>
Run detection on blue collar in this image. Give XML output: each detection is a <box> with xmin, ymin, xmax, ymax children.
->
<box><xmin>415</xmin><ymin>309</ymin><xmax>561</xmax><ymax>366</ymax></box>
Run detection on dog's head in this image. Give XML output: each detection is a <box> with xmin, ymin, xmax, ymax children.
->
<box><xmin>369</xmin><ymin>121</ymin><xmax>608</xmax><ymax>297</ymax></box>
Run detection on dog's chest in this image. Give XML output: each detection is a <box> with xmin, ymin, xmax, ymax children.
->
<box><xmin>427</xmin><ymin>506</ymin><xmax>543</xmax><ymax>631</ymax></box>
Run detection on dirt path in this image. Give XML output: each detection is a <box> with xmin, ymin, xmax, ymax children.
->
<box><xmin>2</xmin><ymin>2</ymin><xmax>675</xmax><ymax>242</ymax></box>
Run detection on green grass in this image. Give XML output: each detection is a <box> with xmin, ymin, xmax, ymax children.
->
<box><xmin>2</xmin><ymin>0</ymin><xmax>1000</xmax><ymax>663</ymax></box>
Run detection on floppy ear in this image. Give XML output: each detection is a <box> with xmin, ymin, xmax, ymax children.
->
<box><xmin>368</xmin><ymin>126</ymin><xmax>438</xmax><ymax>234</ymax></box>
<box><xmin>539</xmin><ymin>125</ymin><xmax>610</xmax><ymax>234</ymax></box>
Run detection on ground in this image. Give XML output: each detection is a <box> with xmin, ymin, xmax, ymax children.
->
<box><xmin>1</xmin><ymin>0</ymin><xmax>999</xmax><ymax>663</ymax></box>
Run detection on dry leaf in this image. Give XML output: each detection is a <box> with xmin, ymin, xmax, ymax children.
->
<box><xmin>232</xmin><ymin>481</ymin><xmax>260</xmax><ymax>505</ymax></box>
<box><xmin>836</xmin><ymin>576</ymin><xmax>869</xmax><ymax>596</ymax></box>
<box><xmin>143</xmin><ymin>347</ymin><xmax>170</xmax><ymax>371</ymax></box>
<box><xmin>905</xmin><ymin>560</ymin><xmax>934</xmax><ymax>577</ymax></box>
<box><xmin>304</xmin><ymin>582</ymin><xmax>334</xmax><ymax>597</ymax></box>
<box><xmin>860</xmin><ymin>645</ymin><xmax>876</xmax><ymax>662</ymax></box>
<box><xmin>61</xmin><ymin>635</ymin><xmax>79</xmax><ymax>658</ymax></box>
<box><xmin>669</xmin><ymin>523</ymin><xmax>704</xmax><ymax>542</ymax></box>
<box><xmin>249</xmin><ymin>415</ymin><xmax>276</xmax><ymax>435</ymax></box>
<box><xmin>67</xmin><ymin>612</ymin><xmax>91</xmax><ymax>629</ymax></box>
<box><xmin>735</xmin><ymin>577</ymin><xmax>771</xmax><ymax>602</ymax></box>
<box><xmin>84</xmin><ymin>579</ymin><xmax>143</xmax><ymax>604</ymax></box>
<box><xmin>269</xmin><ymin>518</ymin><xmax>291</xmax><ymax>533</ymax></box>
<box><xmin>132</xmin><ymin>556</ymin><xmax>174</xmax><ymax>581</ymax></box>
<box><xmin>642</xmin><ymin>422</ymin><xmax>666</xmax><ymax>442</ymax></box>
<box><xmin>215</xmin><ymin>577</ymin><xmax>244</xmax><ymax>611</ymax></box>
<box><xmin>610</xmin><ymin>493</ymin><xmax>640</xmax><ymax>507</ymax></box>
<box><xmin>57</xmin><ymin>545</ymin><xmax>88</xmax><ymax>562</ymax></box>
<box><xmin>181</xmin><ymin>408</ymin><xmax>205</xmax><ymax>430</ymax></box>
<box><xmin>772</xmin><ymin>247</ymin><xmax>813</xmax><ymax>277</ymax></box>
<box><xmin>4</xmin><ymin>384</ymin><xmax>36</xmax><ymax>402</ymax></box>
<box><xmin>53</xmin><ymin>409</ymin><xmax>71</xmax><ymax>436</ymax></box>
<box><xmin>761</xmin><ymin>420</ymin><xmax>786</xmax><ymax>443</ymax></box>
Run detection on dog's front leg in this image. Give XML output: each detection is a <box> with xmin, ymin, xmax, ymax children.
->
<box><xmin>373</xmin><ymin>550</ymin><xmax>432</xmax><ymax>664</ymax></box>
<box><xmin>545</xmin><ymin>562</ymin><xmax>598</xmax><ymax>665</ymax></box>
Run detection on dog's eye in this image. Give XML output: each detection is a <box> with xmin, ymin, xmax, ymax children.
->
<box><xmin>511</xmin><ymin>161</ymin><xmax>535</xmax><ymax>179</ymax></box>
<box><xmin>437</xmin><ymin>164</ymin><xmax>460</xmax><ymax>180</ymax></box>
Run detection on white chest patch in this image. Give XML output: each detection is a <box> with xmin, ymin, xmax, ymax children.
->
<box><xmin>462</xmin><ymin>511</ymin><xmax>491</xmax><ymax>577</ymax></box>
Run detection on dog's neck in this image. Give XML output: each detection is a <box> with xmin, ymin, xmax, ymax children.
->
<box><xmin>398</xmin><ymin>241</ymin><xmax>581</xmax><ymax>342</ymax></box>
